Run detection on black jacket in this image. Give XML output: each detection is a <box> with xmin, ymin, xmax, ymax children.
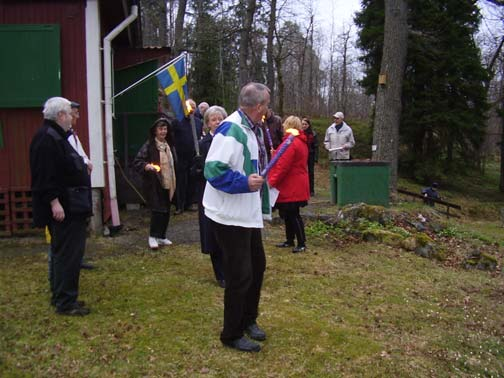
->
<box><xmin>172</xmin><ymin>116</ymin><xmax>203</xmax><ymax>160</ymax></box>
<box><xmin>30</xmin><ymin>119</ymin><xmax>91</xmax><ymax>227</ymax></box>
<box><xmin>133</xmin><ymin>140</ymin><xmax>175</xmax><ymax>212</ymax></box>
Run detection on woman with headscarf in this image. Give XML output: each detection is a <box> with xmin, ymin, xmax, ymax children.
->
<box><xmin>134</xmin><ymin>118</ymin><xmax>176</xmax><ymax>250</ymax></box>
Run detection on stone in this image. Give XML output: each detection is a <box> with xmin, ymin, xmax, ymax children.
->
<box><xmin>463</xmin><ymin>252</ymin><xmax>498</xmax><ymax>271</ymax></box>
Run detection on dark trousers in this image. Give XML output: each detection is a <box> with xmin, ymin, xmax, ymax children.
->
<box><xmin>150</xmin><ymin>209</ymin><xmax>171</xmax><ymax>238</ymax></box>
<box><xmin>308</xmin><ymin>154</ymin><xmax>315</xmax><ymax>195</ymax></box>
<box><xmin>279</xmin><ymin>205</ymin><xmax>306</xmax><ymax>247</ymax></box>
<box><xmin>175</xmin><ymin>158</ymin><xmax>196</xmax><ymax>211</ymax></box>
<box><xmin>211</xmin><ymin>220</ymin><xmax>266</xmax><ymax>342</ymax></box>
<box><xmin>48</xmin><ymin>217</ymin><xmax>87</xmax><ymax>310</ymax></box>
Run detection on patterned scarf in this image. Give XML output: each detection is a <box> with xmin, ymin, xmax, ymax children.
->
<box><xmin>155</xmin><ymin>138</ymin><xmax>176</xmax><ymax>200</ymax></box>
<box><xmin>238</xmin><ymin>109</ymin><xmax>267</xmax><ymax>173</ymax></box>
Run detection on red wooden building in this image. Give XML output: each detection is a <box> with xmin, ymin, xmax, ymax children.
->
<box><xmin>0</xmin><ymin>0</ymin><xmax>171</xmax><ymax>236</ymax></box>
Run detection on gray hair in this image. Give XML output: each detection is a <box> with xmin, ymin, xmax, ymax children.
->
<box><xmin>238</xmin><ymin>82</ymin><xmax>270</xmax><ymax>108</ymax></box>
<box><xmin>43</xmin><ymin>97</ymin><xmax>71</xmax><ymax>120</ymax></box>
<box><xmin>204</xmin><ymin>105</ymin><xmax>228</xmax><ymax>126</ymax></box>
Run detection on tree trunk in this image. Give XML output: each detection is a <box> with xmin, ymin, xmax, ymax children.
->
<box><xmin>308</xmin><ymin>16</ymin><xmax>314</xmax><ymax>113</ymax></box>
<box><xmin>239</xmin><ymin>0</ymin><xmax>257</xmax><ymax>87</ymax></box>
<box><xmin>500</xmin><ymin>118</ymin><xmax>504</xmax><ymax>191</ymax></box>
<box><xmin>266</xmin><ymin>0</ymin><xmax>277</xmax><ymax>106</ymax></box>
<box><xmin>372</xmin><ymin>0</ymin><xmax>408</xmax><ymax>192</ymax></box>
<box><xmin>340</xmin><ymin>29</ymin><xmax>351</xmax><ymax>114</ymax></box>
<box><xmin>174</xmin><ymin>0</ymin><xmax>187</xmax><ymax>54</ymax></box>
<box><xmin>275</xmin><ymin>55</ymin><xmax>285</xmax><ymax>117</ymax></box>
<box><xmin>140</xmin><ymin>0</ymin><xmax>168</xmax><ymax>47</ymax></box>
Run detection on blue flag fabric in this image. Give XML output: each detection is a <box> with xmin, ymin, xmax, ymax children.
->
<box><xmin>156</xmin><ymin>57</ymin><xmax>189</xmax><ymax>121</ymax></box>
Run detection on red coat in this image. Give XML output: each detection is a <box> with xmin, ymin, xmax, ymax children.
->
<box><xmin>268</xmin><ymin>130</ymin><xmax>310</xmax><ymax>203</ymax></box>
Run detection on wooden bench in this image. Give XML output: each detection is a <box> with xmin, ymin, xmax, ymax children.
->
<box><xmin>397</xmin><ymin>188</ymin><xmax>461</xmax><ymax>217</ymax></box>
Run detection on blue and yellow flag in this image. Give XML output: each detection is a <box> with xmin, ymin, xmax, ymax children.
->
<box><xmin>156</xmin><ymin>56</ymin><xmax>189</xmax><ymax>121</ymax></box>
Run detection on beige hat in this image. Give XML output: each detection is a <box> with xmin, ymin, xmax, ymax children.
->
<box><xmin>333</xmin><ymin>111</ymin><xmax>344</xmax><ymax>119</ymax></box>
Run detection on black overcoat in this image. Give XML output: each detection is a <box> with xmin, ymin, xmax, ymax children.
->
<box><xmin>133</xmin><ymin>141</ymin><xmax>175</xmax><ymax>212</ymax></box>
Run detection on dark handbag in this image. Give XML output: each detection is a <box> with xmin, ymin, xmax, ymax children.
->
<box><xmin>66</xmin><ymin>186</ymin><xmax>92</xmax><ymax>214</ymax></box>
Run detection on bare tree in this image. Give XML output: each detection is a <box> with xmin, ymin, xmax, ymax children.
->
<box><xmin>239</xmin><ymin>0</ymin><xmax>257</xmax><ymax>87</ymax></box>
<box><xmin>297</xmin><ymin>14</ymin><xmax>314</xmax><ymax>113</ymax></box>
<box><xmin>174</xmin><ymin>0</ymin><xmax>188</xmax><ymax>54</ymax></box>
<box><xmin>339</xmin><ymin>26</ymin><xmax>351</xmax><ymax>114</ymax></box>
<box><xmin>266</xmin><ymin>0</ymin><xmax>277</xmax><ymax>104</ymax></box>
<box><xmin>371</xmin><ymin>0</ymin><xmax>409</xmax><ymax>192</ymax></box>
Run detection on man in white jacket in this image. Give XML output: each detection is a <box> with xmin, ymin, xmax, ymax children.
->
<box><xmin>67</xmin><ymin>101</ymin><xmax>94</xmax><ymax>270</ymax></box>
<box><xmin>324</xmin><ymin>111</ymin><xmax>355</xmax><ymax>160</ymax></box>
<box><xmin>67</xmin><ymin>102</ymin><xmax>93</xmax><ymax>175</ymax></box>
<box><xmin>203</xmin><ymin>82</ymin><xmax>270</xmax><ymax>352</ymax></box>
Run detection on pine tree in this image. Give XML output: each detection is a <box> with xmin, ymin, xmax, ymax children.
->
<box><xmin>188</xmin><ymin>0</ymin><xmax>239</xmax><ymax>109</ymax></box>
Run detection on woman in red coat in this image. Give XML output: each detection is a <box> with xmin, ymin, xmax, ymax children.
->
<box><xmin>268</xmin><ymin>116</ymin><xmax>310</xmax><ymax>253</ymax></box>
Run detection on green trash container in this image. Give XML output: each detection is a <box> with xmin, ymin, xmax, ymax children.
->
<box><xmin>330</xmin><ymin>161</ymin><xmax>390</xmax><ymax>206</ymax></box>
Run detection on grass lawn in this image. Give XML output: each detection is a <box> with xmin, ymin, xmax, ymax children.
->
<box><xmin>1</xmin><ymin>161</ymin><xmax>504</xmax><ymax>377</ymax></box>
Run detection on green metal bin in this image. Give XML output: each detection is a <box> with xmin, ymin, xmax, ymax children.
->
<box><xmin>330</xmin><ymin>161</ymin><xmax>390</xmax><ymax>206</ymax></box>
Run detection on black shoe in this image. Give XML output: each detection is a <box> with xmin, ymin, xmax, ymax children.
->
<box><xmin>222</xmin><ymin>336</ymin><xmax>261</xmax><ymax>352</ymax></box>
<box><xmin>80</xmin><ymin>262</ymin><xmax>95</xmax><ymax>270</ymax></box>
<box><xmin>275</xmin><ymin>241</ymin><xmax>295</xmax><ymax>248</ymax></box>
<box><xmin>218</xmin><ymin>279</ymin><xmax>226</xmax><ymax>288</ymax></box>
<box><xmin>51</xmin><ymin>299</ymin><xmax>85</xmax><ymax>307</ymax></box>
<box><xmin>245</xmin><ymin>323</ymin><xmax>266</xmax><ymax>341</ymax></box>
<box><xmin>292</xmin><ymin>246</ymin><xmax>306</xmax><ymax>253</ymax></box>
<box><xmin>56</xmin><ymin>303</ymin><xmax>90</xmax><ymax>316</ymax></box>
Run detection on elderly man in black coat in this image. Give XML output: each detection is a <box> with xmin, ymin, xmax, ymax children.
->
<box><xmin>30</xmin><ymin>97</ymin><xmax>92</xmax><ymax>316</ymax></box>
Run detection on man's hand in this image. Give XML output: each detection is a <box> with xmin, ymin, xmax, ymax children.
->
<box><xmin>87</xmin><ymin>161</ymin><xmax>93</xmax><ymax>175</ymax></box>
<box><xmin>50</xmin><ymin>198</ymin><xmax>65</xmax><ymax>222</ymax></box>
<box><xmin>248</xmin><ymin>173</ymin><xmax>264</xmax><ymax>192</ymax></box>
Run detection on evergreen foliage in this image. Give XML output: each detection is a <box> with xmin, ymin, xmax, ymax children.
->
<box><xmin>187</xmin><ymin>0</ymin><xmax>241</xmax><ymax>110</ymax></box>
<box><xmin>355</xmin><ymin>0</ymin><xmax>490</xmax><ymax>181</ymax></box>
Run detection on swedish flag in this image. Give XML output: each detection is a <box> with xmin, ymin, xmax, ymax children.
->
<box><xmin>156</xmin><ymin>57</ymin><xmax>189</xmax><ymax>121</ymax></box>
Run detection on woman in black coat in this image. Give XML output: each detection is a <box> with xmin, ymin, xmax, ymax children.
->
<box><xmin>195</xmin><ymin>105</ymin><xmax>228</xmax><ymax>288</ymax></box>
<box><xmin>302</xmin><ymin>117</ymin><xmax>318</xmax><ymax>196</ymax></box>
<box><xmin>133</xmin><ymin>118</ymin><xmax>176</xmax><ymax>250</ymax></box>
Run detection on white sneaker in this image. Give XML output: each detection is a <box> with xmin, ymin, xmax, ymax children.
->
<box><xmin>148</xmin><ymin>237</ymin><xmax>159</xmax><ymax>249</ymax></box>
<box><xmin>156</xmin><ymin>238</ymin><xmax>172</xmax><ymax>246</ymax></box>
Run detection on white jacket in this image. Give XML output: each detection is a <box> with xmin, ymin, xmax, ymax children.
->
<box><xmin>324</xmin><ymin>122</ymin><xmax>355</xmax><ymax>160</ymax></box>
<box><xmin>203</xmin><ymin>110</ymin><xmax>265</xmax><ymax>228</ymax></box>
<box><xmin>67</xmin><ymin>131</ymin><xmax>91</xmax><ymax>166</ymax></box>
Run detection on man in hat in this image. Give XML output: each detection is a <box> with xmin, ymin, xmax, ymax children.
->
<box><xmin>66</xmin><ymin>101</ymin><xmax>95</xmax><ymax>270</ymax></box>
<box><xmin>323</xmin><ymin>111</ymin><xmax>355</xmax><ymax>160</ymax></box>
<box><xmin>421</xmin><ymin>182</ymin><xmax>440</xmax><ymax>206</ymax></box>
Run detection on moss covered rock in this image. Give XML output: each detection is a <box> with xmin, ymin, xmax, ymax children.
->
<box><xmin>337</xmin><ymin>203</ymin><xmax>393</xmax><ymax>225</ymax></box>
<box><xmin>400</xmin><ymin>236</ymin><xmax>417</xmax><ymax>251</ymax></box>
<box><xmin>411</xmin><ymin>233</ymin><xmax>446</xmax><ymax>261</ymax></box>
<box><xmin>363</xmin><ymin>229</ymin><xmax>404</xmax><ymax>246</ymax></box>
<box><xmin>463</xmin><ymin>252</ymin><xmax>498</xmax><ymax>271</ymax></box>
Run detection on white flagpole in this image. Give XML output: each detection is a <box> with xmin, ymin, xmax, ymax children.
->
<box><xmin>113</xmin><ymin>52</ymin><xmax>187</xmax><ymax>99</ymax></box>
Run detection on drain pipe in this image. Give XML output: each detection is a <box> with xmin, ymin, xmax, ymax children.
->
<box><xmin>103</xmin><ymin>5</ymin><xmax>138</xmax><ymax>228</ymax></box>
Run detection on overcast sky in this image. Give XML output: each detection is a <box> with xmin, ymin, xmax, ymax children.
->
<box><xmin>309</xmin><ymin>0</ymin><xmax>502</xmax><ymax>65</ymax></box>
<box><xmin>312</xmin><ymin>0</ymin><xmax>502</xmax><ymax>36</ymax></box>
<box><xmin>314</xmin><ymin>0</ymin><xmax>361</xmax><ymax>26</ymax></box>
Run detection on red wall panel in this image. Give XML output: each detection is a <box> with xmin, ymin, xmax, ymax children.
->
<box><xmin>0</xmin><ymin>0</ymin><xmax>89</xmax><ymax>188</ymax></box>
